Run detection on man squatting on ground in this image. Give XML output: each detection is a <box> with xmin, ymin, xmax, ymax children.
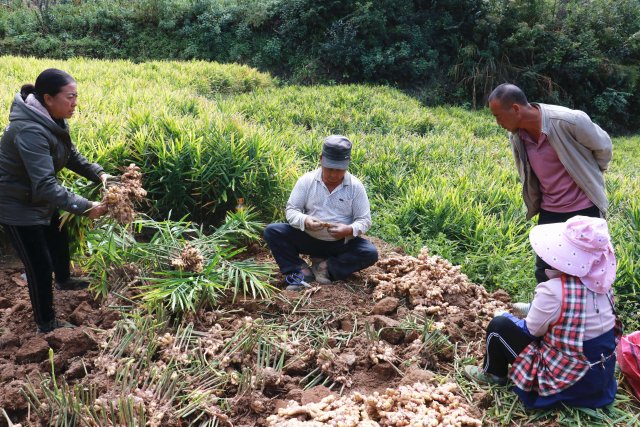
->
<box><xmin>488</xmin><ymin>83</ymin><xmax>613</xmax><ymax>284</ymax></box>
<box><xmin>263</xmin><ymin>135</ymin><xmax>378</xmax><ymax>290</ymax></box>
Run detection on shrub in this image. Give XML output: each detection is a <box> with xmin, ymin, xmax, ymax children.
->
<box><xmin>2</xmin><ymin>0</ymin><xmax>638</xmax><ymax>131</ymax></box>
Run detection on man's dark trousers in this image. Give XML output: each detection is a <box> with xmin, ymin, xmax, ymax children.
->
<box><xmin>263</xmin><ymin>223</ymin><xmax>378</xmax><ymax>280</ymax></box>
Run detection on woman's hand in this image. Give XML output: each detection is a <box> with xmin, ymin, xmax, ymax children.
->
<box><xmin>87</xmin><ymin>202</ymin><xmax>107</xmax><ymax>219</ymax></box>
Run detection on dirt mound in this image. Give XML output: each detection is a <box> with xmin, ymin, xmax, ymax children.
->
<box><xmin>0</xmin><ymin>252</ymin><xmax>120</xmax><ymax>422</ymax></box>
<box><xmin>365</xmin><ymin>247</ymin><xmax>510</xmax><ymax>352</ymax></box>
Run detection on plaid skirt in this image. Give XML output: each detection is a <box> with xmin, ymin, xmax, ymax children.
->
<box><xmin>513</xmin><ymin>328</ymin><xmax>617</xmax><ymax>409</ymax></box>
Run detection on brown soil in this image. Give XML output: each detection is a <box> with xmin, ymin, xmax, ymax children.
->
<box><xmin>0</xmin><ymin>249</ymin><xmax>120</xmax><ymax>426</ymax></box>
<box><xmin>0</xmin><ymin>236</ymin><xmax>504</xmax><ymax>426</ymax></box>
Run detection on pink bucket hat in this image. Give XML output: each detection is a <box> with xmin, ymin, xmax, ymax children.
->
<box><xmin>529</xmin><ymin>216</ymin><xmax>616</xmax><ymax>293</ymax></box>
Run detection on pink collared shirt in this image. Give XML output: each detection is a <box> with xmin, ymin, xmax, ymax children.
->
<box><xmin>519</xmin><ymin>129</ymin><xmax>594</xmax><ymax>213</ymax></box>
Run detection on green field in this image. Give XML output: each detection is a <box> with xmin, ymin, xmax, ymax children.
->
<box><xmin>1</xmin><ymin>56</ymin><xmax>639</xmax><ymax>425</ymax></box>
<box><xmin>2</xmin><ymin>55</ymin><xmax>637</xmax><ymax>323</ymax></box>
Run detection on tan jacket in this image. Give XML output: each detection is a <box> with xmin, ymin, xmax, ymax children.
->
<box><xmin>510</xmin><ymin>103</ymin><xmax>612</xmax><ymax>220</ymax></box>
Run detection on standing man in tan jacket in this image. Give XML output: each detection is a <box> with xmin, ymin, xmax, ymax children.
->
<box><xmin>488</xmin><ymin>83</ymin><xmax>613</xmax><ymax>283</ymax></box>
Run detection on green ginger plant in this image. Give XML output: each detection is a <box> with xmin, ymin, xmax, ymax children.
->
<box><xmin>84</xmin><ymin>208</ymin><xmax>276</xmax><ymax>313</ymax></box>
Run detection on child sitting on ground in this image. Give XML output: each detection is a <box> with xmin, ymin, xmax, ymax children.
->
<box><xmin>464</xmin><ymin>216</ymin><xmax>621</xmax><ymax>409</ymax></box>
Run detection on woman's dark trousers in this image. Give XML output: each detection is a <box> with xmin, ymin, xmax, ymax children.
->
<box><xmin>2</xmin><ymin>212</ymin><xmax>70</xmax><ymax>327</ymax></box>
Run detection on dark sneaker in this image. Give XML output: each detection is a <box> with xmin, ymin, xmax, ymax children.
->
<box><xmin>55</xmin><ymin>277</ymin><xmax>90</xmax><ymax>290</ymax></box>
<box><xmin>284</xmin><ymin>271</ymin><xmax>312</xmax><ymax>291</ymax></box>
<box><xmin>311</xmin><ymin>258</ymin><xmax>331</xmax><ymax>284</ymax></box>
<box><xmin>300</xmin><ymin>267</ymin><xmax>315</xmax><ymax>282</ymax></box>
<box><xmin>37</xmin><ymin>319</ymin><xmax>76</xmax><ymax>334</ymax></box>
<box><xmin>463</xmin><ymin>365</ymin><xmax>507</xmax><ymax>386</ymax></box>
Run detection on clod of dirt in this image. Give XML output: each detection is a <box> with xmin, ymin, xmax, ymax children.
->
<box><xmin>249</xmin><ymin>400</ymin><xmax>269</xmax><ymax>415</ymax></box>
<box><xmin>99</xmin><ymin>309</ymin><xmax>122</xmax><ymax>329</ymax></box>
<box><xmin>70</xmin><ymin>301</ymin><xmax>95</xmax><ymax>325</ymax></box>
<box><xmin>403</xmin><ymin>329</ymin><xmax>421</xmax><ymax>344</ymax></box>
<box><xmin>399</xmin><ymin>366</ymin><xmax>436</xmax><ymax>386</ymax></box>
<box><xmin>39</xmin><ymin>352</ymin><xmax>66</xmax><ymax>374</ymax></box>
<box><xmin>286</xmin><ymin>388</ymin><xmax>303</xmax><ymax>401</ymax></box>
<box><xmin>0</xmin><ymin>362</ymin><xmax>21</xmax><ymax>382</ymax></box>
<box><xmin>283</xmin><ymin>350</ymin><xmax>315</xmax><ymax>375</ymax></box>
<box><xmin>396</xmin><ymin>306</ymin><xmax>410</xmax><ymax>318</ymax></box>
<box><xmin>273</xmin><ymin>399</ymin><xmax>290</xmax><ymax>413</ymax></box>
<box><xmin>0</xmin><ymin>380</ymin><xmax>28</xmax><ymax>411</ymax></box>
<box><xmin>259</xmin><ymin>367</ymin><xmax>285</xmax><ymax>389</ymax></box>
<box><xmin>0</xmin><ymin>296</ymin><xmax>12</xmax><ymax>308</ymax></box>
<box><xmin>0</xmin><ymin>331</ymin><xmax>20</xmax><ymax>348</ymax></box>
<box><xmin>301</xmin><ymin>385</ymin><xmax>333</xmax><ymax>404</ymax></box>
<box><xmin>371</xmin><ymin>315</ymin><xmax>405</xmax><ymax>344</ymax></box>
<box><xmin>473</xmin><ymin>390</ymin><xmax>494</xmax><ymax>409</ymax></box>
<box><xmin>371</xmin><ymin>361</ymin><xmax>397</xmax><ymax>381</ymax></box>
<box><xmin>15</xmin><ymin>336</ymin><xmax>49</xmax><ymax>364</ymax></box>
<box><xmin>45</xmin><ymin>328</ymin><xmax>98</xmax><ymax>358</ymax></box>
<box><xmin>254</xmin><ymin>367</ymin><xmax>293</xmax><ymax>397</ymax></box>
<box><xmin>65</xmin><ymin>358</ymin><xmax>90</xmax><ymax>380</ymax></box>
<box><xmin>340</xmin><ymin>353</ymin><xmax>357</xmax><ymax>369</ymax></box>
<box><xmin>340</xmin><ymin>318</ymin><xmax>355</xmax><ymax>332</ymax></box>
<box><xmin>371</xmin><ymin>296</ymin><xmax>399</xmax><ymax>315</ymax></box>
<box><xmin>8</xmin><ymin>300</ymin><xmax>28</xmax><ymax>315</ymax></box>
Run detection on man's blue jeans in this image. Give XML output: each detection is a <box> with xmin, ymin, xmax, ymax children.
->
<box><xmin>263</xmin><ymin>223</ymin><xmax>378</xmax><ymax>281</ymax></box>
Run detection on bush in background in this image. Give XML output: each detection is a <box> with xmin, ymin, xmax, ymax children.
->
<box><xmin>1</xmin><ymin>0</ymin><xmax>639</xmax><ymax>132</ymax></box>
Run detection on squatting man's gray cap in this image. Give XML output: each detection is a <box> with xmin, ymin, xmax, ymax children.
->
<box><xmin>321</xmin><ymin>135</ymin><xmax>352</xmax><ymax>170</ymax></box>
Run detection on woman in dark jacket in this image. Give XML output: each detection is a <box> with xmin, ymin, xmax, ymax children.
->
<box><xmin>0</xmin><ymin>68</ymin><xmax>108</xmax><ymax>333</ymax></box>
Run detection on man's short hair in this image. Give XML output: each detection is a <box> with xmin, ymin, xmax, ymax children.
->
<box><xmin>488</xmin><ymin>83</ymin><xmax>529</xmax><ymax>108</ymax></box>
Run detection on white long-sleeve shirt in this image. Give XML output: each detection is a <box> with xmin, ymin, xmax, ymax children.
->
<box><xmin>285</xmin><ymin>168</ymin><xmax>372</xmax><ymax>241</ymax></box>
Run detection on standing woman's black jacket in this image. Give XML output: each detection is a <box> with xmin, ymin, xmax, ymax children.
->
<box><xmin>0</xmin><ymin>93</ymin><xmax>103</xmax><ymax>225</ymax></box>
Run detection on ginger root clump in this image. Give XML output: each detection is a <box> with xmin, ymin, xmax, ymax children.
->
<box><xmin>102</xmin><ymin>163</ymin><xmax>147</xmax><ymax>225</ymax></box>
<box><xmin>266</xmin><ymin>382</ymin><xmax>481</xmax><ymax>426</ymax></box>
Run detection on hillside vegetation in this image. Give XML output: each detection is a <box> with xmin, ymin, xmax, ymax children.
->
<box><xmin>0</xmin><ymin>55</ymin><xmax>637</xmax><ymax>329</ymax></box>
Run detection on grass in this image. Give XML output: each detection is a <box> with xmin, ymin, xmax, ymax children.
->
<box><xmin>455</xmin><ymin>343</ymin><xmax>640</xmax><ymax>427</ymax></box>
<box><xmin>1</xmin><ymin>55</ymin><xmax>639</xmax><ymax>425</ymax></box>
<box><xmin>219</xmin><ymin>85</ymin><xmax>639</xmax><ymax>327</ymax></box>
<box><xmin>1</xmin><ymin>56</ymin><xmax>636</xmax><ymax>320</ymax></box>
